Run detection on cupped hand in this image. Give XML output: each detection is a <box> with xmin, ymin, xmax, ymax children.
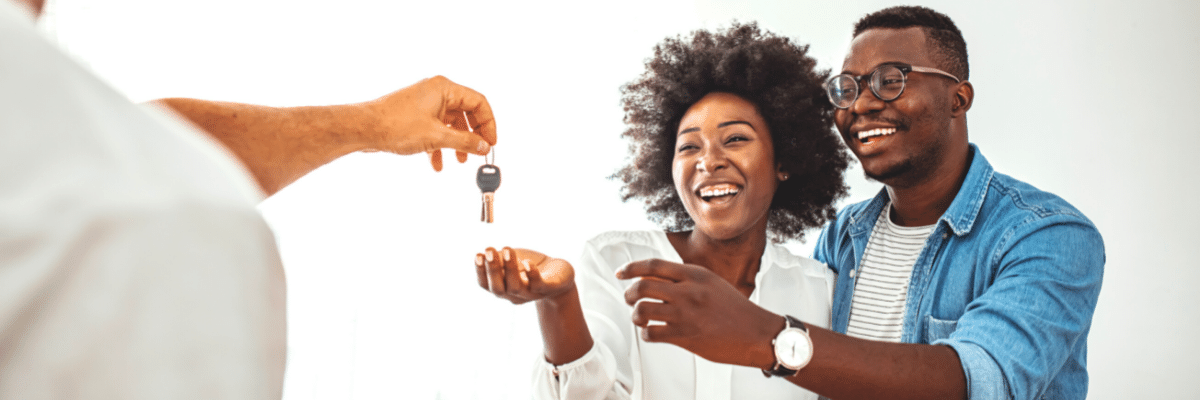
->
<box><xmin>615</xmin><ymin>259</ymin><xmax>783</xmax><ymax>369</ymax></box>
<box><xmin>474</xmin><ymin>247</ymin><xmax>575</xmax><ymax>305</ymax></box>
<box><xmin>361</xmin><ymin>75</ymin><xmax>497</xmax><ymax>171</ymax></box>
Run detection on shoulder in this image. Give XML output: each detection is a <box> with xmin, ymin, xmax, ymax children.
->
<box><xmin>1</xmin><ymin>11</ymin><xmax>261</xmax><ymax>217</ymax></box>
<box><xmin>767</xmin><ymin>243</ymin><xmax>831</xmax><ymax>279</ymax></box>
<box><xmin>973</xmin><ymin>172</ymin><xmax>1105</xmax><ymax>263</ymax></box>
<box><xmin>983</xmin><ymin>172</ymin><xmax>1099</xmax><ymax>234</ymax></box>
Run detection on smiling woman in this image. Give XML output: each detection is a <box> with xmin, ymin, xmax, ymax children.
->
<box><xmin>472</xmin><ymin>22</ymin><xmax>851</xmax><ymax>400</ymax></box>
<box><xmin>616</xmin><ymin>22</ymin><xmax>850</xmax><ymax>242</ymax></box>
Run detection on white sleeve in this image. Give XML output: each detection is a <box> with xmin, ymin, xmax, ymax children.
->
<box><xmin>531</xmin><ymin>239</ymin><xmax>635</xmax><ymax>400</ymax></box>
<box><xmin>0</xmin><ymin>203</ymin><xmax>287</xmax><ymax>400</ymax></box>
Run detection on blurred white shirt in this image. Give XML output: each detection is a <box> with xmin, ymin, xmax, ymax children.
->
<box><xmin>0</xmin><ymin>1</ymin><xmax>286</xmax><ymax>398</ymax></box>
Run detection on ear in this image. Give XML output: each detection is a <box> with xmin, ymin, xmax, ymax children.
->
<box><xmin>950</xmin><ymin>81</ymin><xmax>974</xmax><ymax>117</ymax></box>
<box><xmin>776</xmin><ymin>162</ymin><xmax>789</xmax><ymax>182</ymax></box>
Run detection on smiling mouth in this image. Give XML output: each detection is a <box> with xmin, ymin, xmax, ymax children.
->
<box><xmin>698</xmin><ymin>183</ymin><xmax>741</xmax><ymax>202</ymax></box>
<box><xmin>857</xmin><ymin>127</ymin><xmax>897</xmax><ymax>144</ymax></box>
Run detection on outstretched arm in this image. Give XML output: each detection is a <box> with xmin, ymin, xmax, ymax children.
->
<box><xmin>616</xmin><ymin>259</ymin><xmax>966</xmax><ymax>400</ymax></box>
<box><xmin>157</xmin><ymin>75</ymin><xmax>497</xmax><ymax>195</ymax></box>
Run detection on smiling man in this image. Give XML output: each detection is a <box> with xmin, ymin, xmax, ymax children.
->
<box><xmin>618</xmin><ymin>6</ymin><xmax>1105</xmax><ymax>400</ymax></box>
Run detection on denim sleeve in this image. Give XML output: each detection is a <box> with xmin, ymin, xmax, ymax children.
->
<box><xmin>933</xmin><ymin>216</ymin><xmax>1104</xmax><ymax>400</ymax></box>
<box><xmin>812</xmin><ymin>222</ymin><xmax>836</xmax><ymax>267</ymax></box>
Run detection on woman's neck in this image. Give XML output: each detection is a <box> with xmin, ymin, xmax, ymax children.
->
<box><xmin>666</xmin><ymin>230</ymin><xmax>768</xmax><ymax>297</ymax></box>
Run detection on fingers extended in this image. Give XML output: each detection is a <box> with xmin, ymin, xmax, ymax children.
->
<box><xmin>474</xmin><ymin>253</ymin><xmax>488</xmax><ymax>290</ymax></box>
<box><xmin>616</xmin><ymin>259</ymin><xmax>688</xmax><ymax>282</ymax></box>
<box><xmin>484</xmin><ymin>247</ymin><xmax>505</xmax><ymax>295</ymax></box>
<box><xmin>501</xmin><ymin>247</ymin><xmax>527</xmax><ymax>296</ymax></box>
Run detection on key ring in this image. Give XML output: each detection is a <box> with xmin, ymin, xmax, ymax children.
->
<box><xmin>486</xmin><ymin>148</ymin><xmax>495</xmax><ymax>165</ymax></box>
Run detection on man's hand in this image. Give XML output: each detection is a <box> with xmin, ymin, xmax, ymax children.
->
<box><xmin>158</xmin><ymin>75</ymin><xmax>499</xmax><ymax>194</ymax></box>
<box><xmin>615</xmin><ymin>259</ymin><xmax>783</xmax><ymax>369</ymax></box>
<box><xmin>362</xmin><ymin>75</ymin><xmax>497</xmax><ymax>171</ymax></box>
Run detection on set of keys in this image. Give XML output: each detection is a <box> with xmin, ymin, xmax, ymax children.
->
<box><xmin>459</xmin><ymin>110</ymin><xmax>501</xmax><ymax>223</ymax></box>
<box><xmin>476</xmin><ymin>150</ymin><xmax>500</xmax><ymax>223</ymax></box>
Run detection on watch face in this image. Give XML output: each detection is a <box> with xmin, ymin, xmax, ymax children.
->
<box><xmin>774</xmin><ymin>328</ymin><xmax>813</xmax><ymax>369</ymax></box>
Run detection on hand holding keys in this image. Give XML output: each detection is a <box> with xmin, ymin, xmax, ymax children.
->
<box><xmin>476</xmin><ymin>151</ymin><xmax>500</xmax><ymax>223</ymax></box>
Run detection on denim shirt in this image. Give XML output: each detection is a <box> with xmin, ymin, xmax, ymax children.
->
<box><xmin>813</xmin><ymin>145</ymin><xmax>1105</xmax><ymax>400</ymax></box>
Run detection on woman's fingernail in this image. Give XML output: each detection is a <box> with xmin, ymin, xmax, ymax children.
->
<box><xmin>485</xmin><ymin>251</ymin><xmax>494</xmax><ymax>262</ymax></box>
<box><xmin>477</xmin><ymin>140</ymin><xmax>489</xmax><ymax>154</ymax></box>
<box><xmin>503</xmin><ymin>249</ymin><xmax>511</xmax><ymax>262</ymax></box>
<box><xmin>475</xmin><ymin>254</ymin><xmax>484</xmax><ymax>266</ymax></box>
<box><xmin>522</xmin><ymin>260</ymin><xmax>531</xmax><ymax>272</ymax></box>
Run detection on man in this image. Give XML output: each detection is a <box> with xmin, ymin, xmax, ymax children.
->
<box><xmin>617</xmin><ymin>6</ymin><xmax>1104</xmax><ymax>400</ymax></box>
<box><xmin>0</xmin><ymin>0</ymin><xmax>495</xmax><ymax>398</ymax></box>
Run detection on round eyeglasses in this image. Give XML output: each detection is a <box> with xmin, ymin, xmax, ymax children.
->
<box><xmin>824</xmin><ymin>63</ymin><xmax>961</xmax><ymax>109</ymax></box>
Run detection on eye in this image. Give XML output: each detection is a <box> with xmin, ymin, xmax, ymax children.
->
<box><xmin>725</xmin><ymin>135</ymin><xmax>749</xmax><ymax>145</ymax></box>
<box><xmin>677</xmin><ymin>143</ymin><xmax>699</xmax><ymax>153</ymax></box>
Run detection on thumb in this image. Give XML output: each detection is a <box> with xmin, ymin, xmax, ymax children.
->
<box><xmin>432</xmin><ymin>124</ymin><xmax>490</xmax><ymax>156</ymax></box>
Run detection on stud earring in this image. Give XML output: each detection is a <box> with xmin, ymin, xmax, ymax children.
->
<box><xmin>779</xmin><ymin>172</ymin><xmax>789</xmax><ymax>181</ymax></box>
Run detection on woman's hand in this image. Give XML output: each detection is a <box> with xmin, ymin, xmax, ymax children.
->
<box><xmin>616</xmin><ymin>258</ymin><xmax>783</xmax><ymax>369</ymax></box>
<box><xmin>474</xmin><ymin>247</ymin><xmax>576</xmax><ymax>304</ymax></box>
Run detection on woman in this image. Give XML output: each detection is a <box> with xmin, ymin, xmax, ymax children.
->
<box><xmin>473</xmin><ymin>23</ymin><xmax>848</xmax><ymax>399</ymax></box>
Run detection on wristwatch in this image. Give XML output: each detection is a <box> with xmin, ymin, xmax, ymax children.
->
<box><xmin>763</xmin><ymin>315</ymin><xmax>813</xmax><ymax>377</ymax></box>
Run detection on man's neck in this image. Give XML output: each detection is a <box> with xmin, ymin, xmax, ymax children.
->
<box><xmin>885</xmin><ymin>148</ymin><xmax>972</xmax><ymax>227</ymax></box>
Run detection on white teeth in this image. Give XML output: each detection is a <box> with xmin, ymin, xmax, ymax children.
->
<box><xmin>857</xmin><ymin>127</ymin><xmax>897</xmax><ymax>140</ymax></box>
<box><xmin>699</xmin><ymin>185</ymin><xmax>740</xmax><ymax>198</ymax></box>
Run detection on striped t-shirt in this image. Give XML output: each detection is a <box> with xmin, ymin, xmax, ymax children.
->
<box><xmin>845</xmin><ymin>203</ymin><xmax>935</xmax><ymax>342</ymax></box>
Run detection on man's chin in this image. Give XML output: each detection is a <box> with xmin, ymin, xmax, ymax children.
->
<box><xmin>863</xmin><ymin>161</ymin><xmax>912</xmax><ymax>184</ymax></box>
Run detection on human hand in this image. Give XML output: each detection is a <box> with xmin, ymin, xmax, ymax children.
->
<box><xmin>361</xmin><ymin>75</ymin><xmax>497</xmax><ymax>171</ymax></box>
<box><xmin>474</xmin><ymin>247</ymin><xmax>576</xmax><ymax>305</ymax></box>
<box><xmin>615</xmin><ymin>259</ymin><xmax>783</xmax><ymax>369</ymax></box>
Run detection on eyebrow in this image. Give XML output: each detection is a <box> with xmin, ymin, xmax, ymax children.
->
<box><xmin>677</xmin><ymin>120</ymin><xmax>755</xmax><ymax>136</ymax></box>
<box><xmin>841</xmin><ymin>61</ymin><xmax>906</xmax><ymax>75</ymax></box>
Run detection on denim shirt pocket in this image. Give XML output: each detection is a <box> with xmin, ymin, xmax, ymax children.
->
<box><xmin>924</xmin><ymin>316</ymin><xmax>959</xmax><ymax>343</ymax></box>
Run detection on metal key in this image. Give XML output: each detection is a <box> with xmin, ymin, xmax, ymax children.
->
<box><xmin>476</xmin><ymin>159</ymin><xmax>501</xmax><ymax>223</ymax></box>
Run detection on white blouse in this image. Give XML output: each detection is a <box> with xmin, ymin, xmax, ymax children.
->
<box><xmin>532</xmin><ymin>231</ymin><xmax>834</xmax><ymax>400</ymax></box>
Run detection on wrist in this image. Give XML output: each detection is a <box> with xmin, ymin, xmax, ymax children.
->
<box><xmin>334</xmin><ymin>102</ymin><xmax>381</xmax><ymax>153</ymax></box>
<box><xmin>752</xmin><ymin>314</ymin><xmax>788</xmax><ymax>370</ymax></box>
<box><xmin>538</xmin><ymin>284</ymin><xmax>580</xmax><ymax>308</ymax></box>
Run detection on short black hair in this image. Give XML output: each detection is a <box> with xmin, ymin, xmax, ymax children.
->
<box><xmin>854</xmin><ymin>6</ymin><xmax>969</xmax><ymax>80</ymax></box>
<box><xmin>615</xmin><ymin>22</ymin><xmax>850</xmax><ymax>242</ymax></box>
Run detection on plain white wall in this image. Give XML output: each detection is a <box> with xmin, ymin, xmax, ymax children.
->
<box><xmin>39</xmin><ymin>0</ymin><xmax>1199</xmax><ymax>398</ymax></box>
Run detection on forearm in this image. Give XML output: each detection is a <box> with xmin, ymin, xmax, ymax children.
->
<box><xmin>156</xmin><ymin>98</ymin><xmax>373</xmax><ymax>195</ymax></box>
<box><xmin>783</xmin><ymin>324</ymin><xmax>967</xmax><ymax>400</ymax></box>
<box><xmin>535</xmin><ymin>287</ymin><xmax>595</xmax><ymax>365</ymax></box>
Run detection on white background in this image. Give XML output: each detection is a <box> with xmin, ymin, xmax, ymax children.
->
<box><xmin>36</xmin><ymin>0</ymin><xmax>1200</xmax><ymax>398</ymax></box>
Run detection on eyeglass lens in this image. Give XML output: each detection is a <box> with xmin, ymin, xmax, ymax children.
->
<box><xmin>827</xmin><ymin>64</ymin><xmax>907</xmax><ymax>109</ymax></box>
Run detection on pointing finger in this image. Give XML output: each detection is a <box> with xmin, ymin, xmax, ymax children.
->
<box><xmin>615</xmin><ymin>259</ymin><xmax>691</xmax><ymax>282</ymax></box>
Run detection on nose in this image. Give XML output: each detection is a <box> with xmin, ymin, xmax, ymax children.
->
<box><xmin>696</xmin><ymin>145</ymin><xmax>728</xmax><ymax>173</ymax></box>
<box><xmin>849</xmin><ymin>84</ymin><xmax>886</xmax><ymax>115</ymax></box>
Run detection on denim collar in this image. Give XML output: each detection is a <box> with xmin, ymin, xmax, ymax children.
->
<box><xmin>847</xmin><ymin>144</ymin><xmax>994</xmax><ymax>237</ymax></box>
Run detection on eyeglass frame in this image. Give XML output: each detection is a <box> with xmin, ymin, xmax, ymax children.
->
<box><xmin>824</xmin><ymin>62</ymin><xmax>962</xmax><ymax>109</ymax></box>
